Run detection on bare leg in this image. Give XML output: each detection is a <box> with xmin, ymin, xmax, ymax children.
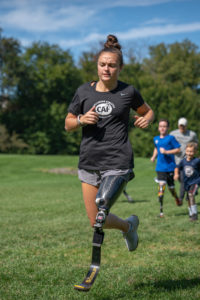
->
<box><xmin>168</xmin><ymin>186</ymin><xmax>182</xmax><ymax>206</ymax></box>
<box><xmin>188</xmin><ymin>190</ymin><xmax>198</xmax><ymax>221</ymax></box>
<box><xmin>188</xmin><ymin>192</ymin><xmax>195</xmax><ymax>206</ymax></box>
<box><xmin>82</xmin><ymin>182</ymin><xmax>129</xmax><ymax>232</ymax></box>
<box><xmin>82</xmin><ymin>182</ymin><xmax>98</xmax><ymax>227</ymax></box>
<box><xmin>168</xmin><ymin>186</ymin><xmax>178</xmax><ymax>199</ymax></box>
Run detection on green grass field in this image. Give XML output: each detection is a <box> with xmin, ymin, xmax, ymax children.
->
<box><xmin>0</xmin><ymin>154</ymin><xmax>200</xmax><ymax>300</ymax></box>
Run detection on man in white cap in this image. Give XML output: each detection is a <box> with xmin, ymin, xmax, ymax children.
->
<box><xmin>170</xmin><ymin>117</ymin><xmax>198</xmax><ymax>204</ymax></box>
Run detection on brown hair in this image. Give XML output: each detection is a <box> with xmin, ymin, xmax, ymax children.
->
<box><xmin>159</xmin><ymin>118</ymin><xmax>169</xmax><ymax>127</ymax></box>
<box><xmin>186</xmin><ymin>142</ymin><xmax>198</xmax><ymax>151</ymax></box>
<box><xmin>97</xmin><ymin>34</ymin><xmax>123</xmax><ymax>67</ymax></box>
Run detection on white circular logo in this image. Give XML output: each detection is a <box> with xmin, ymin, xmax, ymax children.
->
<box><xmin>94</xmin><ymin>101</ymin><xmax>115</xmax><ymax>118</ymax></box>
<box><xmin>184</xmin><ymin>165</ymin><xmax>194</xmax><ymax>177</ymax></box>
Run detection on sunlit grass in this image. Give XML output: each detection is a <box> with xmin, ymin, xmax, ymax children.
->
<box><xmin>0</xmin><ymin>154</ymin><xmax>199</xmax><ymax>300</ymax></box>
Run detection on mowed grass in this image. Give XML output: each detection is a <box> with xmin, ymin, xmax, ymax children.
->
<box><xmin>0</xmin><ymin>154</ymin><xmax>200</xmax><ymax>300</ymax></box>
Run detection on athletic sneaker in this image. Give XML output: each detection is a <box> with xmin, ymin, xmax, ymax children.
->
<box><xmin>159</xmin><ymin>212</ymin><xmax>164</xmax><ymax>218</ymax></box>
<box><xmin>175</xmin><ymin>198</ymin><xmax>182</xmax><ymax>206</ymax></box>
<box><xmin>190</xmin><ymin>214</ymin><xmax>198</xmax><ymax>221</ymax></box>
<box><xmin>122</xmin><ymin>215</ymin><xmax>139</xmax><ymax>251</ymax></box>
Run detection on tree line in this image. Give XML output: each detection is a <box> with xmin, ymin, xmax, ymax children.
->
<box><xmin>0</xmin><ymin>29</ymin><xmax>200</xmax><ymax>157</ymax></box>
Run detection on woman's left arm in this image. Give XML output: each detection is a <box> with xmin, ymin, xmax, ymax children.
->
<box><xmin>134</xmin><ymin>102</ymin><xmax>154</xmax><ymax>129</ymax></box>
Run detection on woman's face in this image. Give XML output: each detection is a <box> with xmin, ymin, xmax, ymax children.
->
<box><xmin>97</xmin><ymin>52</ymin><xmax>122</xmax><ymax>84</ymax></box>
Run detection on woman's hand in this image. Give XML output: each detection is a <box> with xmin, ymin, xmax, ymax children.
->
<box><xmin>134</xmin><ymin>102</ymin><xmax>154</xmax><ymax>129</ymax></box>
<box><xmin>134</xmin><ymin>115</ymin><xmax>151</xmax><ymax>129</ymax></box>
<box><xmin>65</xmin><ymin>106</ymin><xmax>99</xmax><ymax>131</ymax></box>
<box><xmin>80</xmin><ymin>106</ymin><xmax>99</xmax><ymax>125</ymax></box>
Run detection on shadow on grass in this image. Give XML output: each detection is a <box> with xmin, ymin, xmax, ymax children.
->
<box><xmin>135</xmin><ymin>277</ymin><xmax>200</xmax><ymax>291</ymax></box>
<box><xmin>96</xmin><ymin>277</ymin><xmax>200</xmax><ymax>300</ymax></box>
<box><xmin>121</xmin><ymin>199</ymin><xmax>149</xmax><ymax>203</ymax></box>
<box><xmin>175</xmin><ymin>212</ymin><xmax>188</xmax><ymax>216</ymax></box>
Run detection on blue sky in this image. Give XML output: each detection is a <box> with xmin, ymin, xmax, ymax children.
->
<box><xmin>0</xmin><ymin>0</ymin><xmax>200</xmax><ymax>62</ymax></box>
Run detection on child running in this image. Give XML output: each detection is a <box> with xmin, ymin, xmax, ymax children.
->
<box><xmin>151</xmin><ymin>119</ymin><xmax>181</xmax><ymax>217</ymax></box>
<box><xmin>174</xmin><ymin>142</ymin><xmax>200</xmax><ymax>221</ymax></box>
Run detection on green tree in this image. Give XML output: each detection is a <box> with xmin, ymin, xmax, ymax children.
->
<box><xmin>78</xmin><ymin>51</ymin><xmax>98</xmax><ymax>82</ymax></box>
<box><xmin>0</xmin><ymin>30</ymin><xmax>22</xmax><ymax>98</ymax></box>
<box><xmin>0</xmin><ymin>124</ymin><xmax>28</xmax><ymax>153</ymax></box>
<box><xmin>129</xmin><ymin>40</ymin><xmax>200</xmax><ymax>157</ymax></box>
<box><xmin>1</xmin><ymin>41</ymin><xmax>83</xmax><ymax>154</ymax></box>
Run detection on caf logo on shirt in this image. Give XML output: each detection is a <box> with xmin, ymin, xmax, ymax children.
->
<box><xmin>184</xmin><ymin>165</ymin><xmax>194</xmax><ymax>177</ymax></box>
<box><xmin>94</xmin><ymin>100</ymin><xmax>115</xmax><ymax>118</ymax></box>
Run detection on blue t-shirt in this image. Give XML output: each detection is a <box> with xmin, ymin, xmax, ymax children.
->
<box><xmin>178</xmin><ymin>157</ymin><xmax>200</xmax><ymax>191</ymax></box>
<box><xmin>153</xmin><ymin>135</ymin><xmax>180</xmax><ymax>172</ymax></box>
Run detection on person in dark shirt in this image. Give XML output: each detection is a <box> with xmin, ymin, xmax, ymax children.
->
<box><xmin>65</xmin><ymin>34</ymin><xmax>154</xmax><ymax>253</ymax></box>
<box><xmin>174</xmin><ymin>142</ymin><xmax>200</xmax><ymax>221</ymax></box>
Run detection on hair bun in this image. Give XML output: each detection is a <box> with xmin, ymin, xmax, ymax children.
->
<box><xmin>104</xmin><ymin>34</ymin><xmax>121</xmax><ymax>51</ymax></box>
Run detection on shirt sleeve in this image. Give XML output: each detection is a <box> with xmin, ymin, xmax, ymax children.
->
<box><xmin>153</xmin><ymin>137</ymin><xmax>157</xmax><ymax>148</ymax></box>
<box><xmin>170</xmin><ymin>135</ymin><xmax>180</xmax><ymax>149</ymax></box>
<box><xmin>131</xmin><ymin>88</ymin><xmax>145</xmax><ymax>111</ymax></box>
<box><xmin>67</xmin><ymin>90</ymin><xmax>81</xmax><ymax>115</ymax></box>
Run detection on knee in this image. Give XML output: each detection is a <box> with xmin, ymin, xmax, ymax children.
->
<box><xmin>188</xmin><ymin>192</ymin><xmax>193</xmax><ymax>198</ymax></box>
<box><xmin>158</xmin><ymin>184</ymin><xmax>165</xmax><ymax>196</ymax></box>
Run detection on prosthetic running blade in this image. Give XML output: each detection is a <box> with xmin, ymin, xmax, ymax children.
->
<box><xmin>74</xmin><ymin>230</ymin><xmax>104</xmax><ymax>292</ymax></box>
<box><xmin>74</xmin><ymin>265</ymin><xmax>100</xmax><ymax>292</ymax></box>
<box><xmin>74</xmin><ymin>175</ymin><xmax>126</xmax><ymax>292</ymax></box>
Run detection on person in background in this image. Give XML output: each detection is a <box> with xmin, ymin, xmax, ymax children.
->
<box><xmin>174</xmin><ymin>142</ymin><xmax>200</xmax><ymax>221</ymax></box>
<box><xmin>151</xmin><ymin>119</ymin><xmax>181</xmax><ymax>217</ymax></box>
<box><xmin>170</xmin><ymin>117</ymin><xmax>198</xmax><ymax>204</ymax></box>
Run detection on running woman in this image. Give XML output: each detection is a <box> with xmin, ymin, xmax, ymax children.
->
<box><xmin>65</xmin><ymin>34</ymin><xmax>154</xmax><ymax>260</ymax></box>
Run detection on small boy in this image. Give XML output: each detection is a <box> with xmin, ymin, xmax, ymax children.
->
<box><xmin>174</xmin><ymin>142</ymin><xmax>200</xmax><ymax>221</ymax></box>
<box><xmin>151</xmin><ymin>119</ymin><xmax>181</xmax><ymax>217</ymax></box>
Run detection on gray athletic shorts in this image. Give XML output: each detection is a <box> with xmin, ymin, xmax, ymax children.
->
<box><xmin>78</xmin><ymin>169</ymin><xmax>134</xmax><ymax>187</ymax></box>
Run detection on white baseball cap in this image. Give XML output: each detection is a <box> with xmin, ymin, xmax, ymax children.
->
<box><xmin>178</xmin><ymin>117</ymin><xmax>187</xmax><ymax>126</ymax></box>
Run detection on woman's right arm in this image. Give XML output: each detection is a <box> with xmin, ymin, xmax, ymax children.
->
<box><xmin>65</xmin><ymin>106</ymin><xmax>99</xmax><ymax>132</ymax></box>
<box><xmin>65</xmin><ymin>113</ymin><xmax>80</xmax><ymax>132</ymax></box>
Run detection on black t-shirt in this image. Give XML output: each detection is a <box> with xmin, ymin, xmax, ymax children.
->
<box><xmin>68</xmin><ymin>80</ymin><xmax>144</xmax><ymax>170</ymax></box>
<box><xmin>178</xmin><ymin>157</ymin><xmax>200</xmax><ymax>191</ymax></box>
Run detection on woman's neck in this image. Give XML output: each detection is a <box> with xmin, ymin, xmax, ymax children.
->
<box><xmin>96</xmin><ymin>80</ymin><xmax>118</xmax><ymax>92</ymax></box>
